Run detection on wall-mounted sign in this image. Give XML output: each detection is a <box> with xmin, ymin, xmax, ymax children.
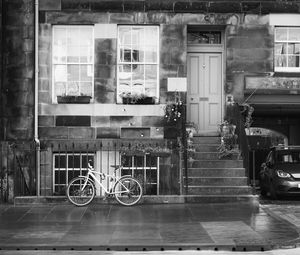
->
<box><xmin>245</xmin><ymin>76</ymin><xmax>300</xmax><ymax>94</ymax></box>
<box><xmin>167</xmin><ymin>78</ymin><xmax>187</xmax><ymax>92</ymax></box>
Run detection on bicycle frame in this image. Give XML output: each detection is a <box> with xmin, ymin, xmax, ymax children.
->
<box><xmin>78</xmin><ymin>165</ymin><xmax>131</xmax><ymax>196</ymax></box>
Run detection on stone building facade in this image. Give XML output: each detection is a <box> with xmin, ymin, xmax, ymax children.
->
<box><xmin>2</xmin><ymin>0</ymin><xmax>300</xmax><ymax>201</ymax></box>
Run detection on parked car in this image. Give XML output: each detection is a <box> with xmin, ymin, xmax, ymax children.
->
<box><xmin>260</xmin><ymin>146</ymin><xmax>300</xmax><ymax>199</ymax></box>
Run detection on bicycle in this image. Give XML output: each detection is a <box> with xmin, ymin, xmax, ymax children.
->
<box><xmin>66</xmin><ymin>161</ymin><xmax>143</xmax><ymax>206</ymax></box>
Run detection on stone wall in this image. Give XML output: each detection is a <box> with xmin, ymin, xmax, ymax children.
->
<box><xmin>2</xmin><ymin>0</ymin><xmax>35</xmax><ymax>141</ymax></box>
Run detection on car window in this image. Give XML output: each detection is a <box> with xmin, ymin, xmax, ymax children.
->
<box><xmin>276</xmin><ymin>151</ymin><xmax>300</xmax><ymax>163</ymax></box>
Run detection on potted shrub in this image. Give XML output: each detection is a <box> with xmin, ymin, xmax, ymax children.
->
<box><xmin>119</xmin><ymin>92</ymin><xmax>156</xmax><ymax>105</ymax></box>
<box><xmin>57</xmin><ymin>94</ymin><xmax>91</xmax><ymax>104</ymax></box>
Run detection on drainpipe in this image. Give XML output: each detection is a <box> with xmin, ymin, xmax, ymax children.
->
<box><xmin>34</xmin><ymin>0</ymin><xmax>40</xmax><ymax>196</ymax></box>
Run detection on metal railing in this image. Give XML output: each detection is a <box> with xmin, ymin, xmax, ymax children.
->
<box><xmin>0</xmin><ymin>141</ymin><xmax>36</xmax><ymax>202</ymax></box>
<box><xmin>227</xmin><ymin>103</ymin><xmax>251</xmax><ymax>184</ymax></box>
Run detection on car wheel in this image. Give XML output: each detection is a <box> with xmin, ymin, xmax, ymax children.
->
<box><xmin>269</xmin><ymin>183</ymin><xmax>278</xmax><ymax>200</ymax></box>
<box><xmin>260</xmin><ymin>187</ymin><xmax>267</xmax><ymax>197</ymax></box>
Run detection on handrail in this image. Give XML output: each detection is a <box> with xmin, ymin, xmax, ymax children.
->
<box><xmin>227</xmin><ymin>103</ymin><xmax>250</xmax><ymax>184</ymax></box>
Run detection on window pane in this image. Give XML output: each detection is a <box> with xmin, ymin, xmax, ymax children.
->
<box><xmin>134</xmin><ymin>156</ymin><xmax>144</xmax><ymax>167</ymax></box>
<box><xmin>67</xmin><ymin>46</ymin><xmax>80</xmax><ymax>62</ymax></box>
<box><xmin>55</xmin><ymin>82</ymin><xmax>66</xmax><ymax>96</ymax></box>
<box><xmin>134</xmin><ymin>169</ymin><xmax>143</xmax><ymax>181</ymax></box>
<box><xmin>67</xmin><ymin>27</ymin><xmax>80</xmax><ymax>46</ymax></box>
<box><xmin>120</xmin><ymin>46</ymin><xmax>132</xmax><ymax>62</ymax></box>
<box><xmin>145</xmin><ymin>81</ymin><xmax>157</xmax><ymax>97</ymax></box>
<box><xmin>132</xmin><ymin>46</ymin><xmax>143</xmax><ymax>62</ymax></box>
<box><xmin>146</xmin><ymin>156</ymin><xmax>157</xmax><ymax>167</ymax></box>
<box><xmin>146</xmin><ymin>169</ymin><xmax>157</xmax><ymax>183</ymax></box>
<box><xmin>80</xmin><ymin>65</ymin><xmax>93</xmax><ymax>81</ymax></box>
<box><xmin>80</xmin><ymin>28</ymin><xmax>93</xmax><ymax>46</ymax></box>
<box><xmin>288</xmin><ymin>28</ymin><xmax>300</xmax><ymax>41</ymax></box>
<box><xmin>80</xmin><ymin>82</ymin><xmax>93</xmax><ymax>96</ymax></box>
<box><xmin>275</xmin><ymin>55</ymin><xmax>287</xmax><ymax>67</ymax></box>
<box><xmin>54</xmin><ymin>27</ymin><xmax>67</xmax><ymax>45</ymax></box>
<box><xmin>67</xmin><ymin>65</ymin><xmax>80</xmax><ymax>81</ymax></box>
<box><xmin>288</xmin><ymin>56</ymin><xmax>300</xmax><ymax>67</ymax></box>
<box><xmin>275</xmin><ymin>43</ymin><xmax>284</xmax><ymax>54</ymax></box>
<box><xmin>145</xmin><ymin>65</ymin><xmax>157</xmax><ymax>80</ymax></box>
<box><xmin>122</xmin><ymin>156</ymin><xmax>132</xmax><ymax>167</ymax></box>
<box><xmin>54</xmin><ymin>65</ymin><xmax>67</xmax><ymax>82</ymax></box>
<box><xmin>68</xmin><ymin>170</ymin><xmax>81</xmax><ymax>181</ymax></box>
<box><xmin>53</xmin><ymin>45</ymin><xmax>67</xmax><ymax>63</ymax></box>
<box><xmin>146</xmin><ymin>184</ymin><xmax>157</xmax><ymax>195</ymax></box>
<box><xmin>80</xmin><ymin>47</ymin><xmax>93</xmax><ymax>63</ymax></box>
<box><xmin>119</xmin><ymin>65</ymin><xmax>131</xmax><ymax>90</ymax></box>
<box><xmin>144</xmin><ymin>46</ymin><xmax>157</xmax><ymax>63</ymax></box>
<box><xmin>275</xmin><ymin>28</ymin><xmax>288</xmax><ymax>41</ymax></box>
<box><xmin>67</xmin><ymin>82</ymin><xmax>80</xmax><ymax>95</ymax></box>
<box><xmin>55</xmin><ymin>155</ymin><xmax>66</xmax><ymax>168</ymax></box>
<box><xmin>119</xmin><ymin>27</ymin><xmax>131</xmax><ymax>45</ymax></box>
<box><xmin>145</xmin><ymin>27</ymin><xmax>158</xmax><ymax>46</ymax></box>
<box><xmin>68</xmin><ymin>155</ymin><xmax>80</xmax><ymax>169</ymax></box>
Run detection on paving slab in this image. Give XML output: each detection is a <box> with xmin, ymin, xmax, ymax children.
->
<box><xmin>0</xmin><ymin>202</ymin><xmax>298</xmax><ymax>252</ymax></box>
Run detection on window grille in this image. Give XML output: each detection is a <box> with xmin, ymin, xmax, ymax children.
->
<box><xmin>53</xmin><ymin>153</ymin><xmax>94</xmax><ymax>195</ymax></box>
<box><xmin>121</xmin><ymin>155</ymin><xmax>159</xmax><ymax>195</ymax></box>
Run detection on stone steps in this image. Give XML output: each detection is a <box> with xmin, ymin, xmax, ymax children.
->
<box><xmin>189</xmin><ymin>160</ymin><xmax>244</xmax><ymax>168</ymax></box>
<box><xmin>186</xmin><ymin>177</ymin><xmax>248</xmax><ymax>186</ymax></box>
<box><xmin>187</xmin><ymin>168</ymin><xmax>246</xmax><ymax>177</ymax></box>
<box><xmin>192</xmin><ymin>152</ymin><xmax>240</xmax><ymax>160</ymax></box>
<box><xmin>185</xmin><ymin>136</ymin><xmax>256</xmax><ymax>203</ymax></box>
<box><xmin>187</xmin><ymin>186</ymin><xmax>253</xmax><ymax>195</ymax></box>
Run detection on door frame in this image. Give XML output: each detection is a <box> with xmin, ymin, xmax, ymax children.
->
<box><xmin>187</xmin><ymin>31</ymin><xmax>225</xmax><ymax>130</ymax></box>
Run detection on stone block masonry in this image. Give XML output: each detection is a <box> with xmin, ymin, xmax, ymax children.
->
<box><xmin>2</xmin><ymin>0</ymin><xmax>35</xmax><ymax>141</ymax></box>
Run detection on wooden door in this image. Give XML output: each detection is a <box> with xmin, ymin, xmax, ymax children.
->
<box><xmin>187</xmin><ymin>52</ymin><xmax>222</xmax><ymax>133</ymax></box>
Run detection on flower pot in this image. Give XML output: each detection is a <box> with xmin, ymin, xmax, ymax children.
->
<box><xmin>57</xmin><ymin>96</ymin><xmax>91</xmax><ymax>104</ymax></box>
<box><xmin>122</xmin><ymin>97</ymin><xmax>155</xmax><ymax>105</ymax></box>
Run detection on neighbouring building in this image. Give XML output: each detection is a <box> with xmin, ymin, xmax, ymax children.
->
<box><xmin>2</xmin><ymin>0</ymin><xmax>300</xmax><ymax>202</ymax></box>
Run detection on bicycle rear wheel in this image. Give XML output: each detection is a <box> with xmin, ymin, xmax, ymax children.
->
<box><xmin>67</xmin><ymin>177</ymin><xmax>95</xmax><ymax>206</ymax></box>
<box><xmin>113</xmin><ymin>176</ymin><xmax>142</xmax><ymax>206</ymax></box>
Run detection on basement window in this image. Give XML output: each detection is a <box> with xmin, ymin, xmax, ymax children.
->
<box><xmin>121</xmin><ymin>155</ymin><xmax>159</xmax><ymax>195</ymax></box>
<box><xmin>52</xmin><ymin>26</ymin><xmax>94</xmax><ymax>102</ymax></box>
<box><xmin>53</xmin><ymin>153</ymin><xmax>94</xmax><ymax>195</ymax></box>
<box><xmin>275</xmin><ymin>27</ymin><xmax>300</xmax><ymax>72</ymax></box>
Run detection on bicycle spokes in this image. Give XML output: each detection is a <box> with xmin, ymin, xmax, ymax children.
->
<box><xmin>114</xmin><ymin>177</ymin><xmax>142</xmax><ymax>206</ymax></box>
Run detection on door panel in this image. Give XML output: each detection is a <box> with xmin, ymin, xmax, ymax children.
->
<box><xmin>187</xmin><ymin>53</ymin><xmax>222</xmax><ymax>132</ymax></box>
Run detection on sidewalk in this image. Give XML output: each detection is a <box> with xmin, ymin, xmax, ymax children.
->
<box><xmin>0</xmin><ymin>201</ymin><xmax>299</xmax><ymax>252</ymax></box>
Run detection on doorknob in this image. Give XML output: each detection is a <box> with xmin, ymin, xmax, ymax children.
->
<box><xmin>191</xmin><ymin>98</ymin><xmax>194</xmax><ymax>100</ymax></box>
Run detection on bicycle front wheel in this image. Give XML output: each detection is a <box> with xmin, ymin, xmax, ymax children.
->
<box><xmin>114</xmin><ymin>177</ymin><xmax>142</xmax><ymax>206</ymax></box>
<box><xmin>67</xmin><ymin>177</ymin><xmax>95</xmax><ymax>206</ymax></box>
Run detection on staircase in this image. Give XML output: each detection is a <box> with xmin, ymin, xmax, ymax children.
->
<box><xmin>184</xmin><ymin>136</ymin><xmax>257</xmax><ymax>203</ymax></box>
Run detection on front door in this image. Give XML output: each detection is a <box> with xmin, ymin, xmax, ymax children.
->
<box><xmin>187</xmin><ymin>52</ymin><xmax>222</xmax><ymax>133</ymax></box>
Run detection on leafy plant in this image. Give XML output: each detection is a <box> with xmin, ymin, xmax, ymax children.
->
<box><xmin>240</xmin><ymin>103</ymin><xmax>254</xmax><ymax>128</ymax></box>
<box><xmin>218</xmin><ymin>120</ymin><xmax>239</xmax><ymax>159</ymax></box>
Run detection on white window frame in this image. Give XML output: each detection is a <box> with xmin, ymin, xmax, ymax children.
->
<box><xmin>274</xmin><ymin>26</ymin><xmax>300</xmax><ymax>73</ymax></box>
<box><xmin>117</xmin><ymin>25</ymin><xmax>160</xmax><ymax>104</ymax></box>
<box><xmin>121</xmin><ymin>155</ymin><xmax>160</xmax><ymax>195</ymax></box>
<box><xmin>53</xmin><ymin>153</ymin><xmax>95</xmax><ymax>195</ymax></box>
<box><xmin>52</xmin><ymin>25</ymin><xmax>94</xmax><ymax>102</ymax></box>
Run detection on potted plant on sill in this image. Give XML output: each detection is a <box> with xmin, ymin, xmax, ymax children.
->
<box><xmin>57</xmin><ymin>94</ymin><xmax>92</xmax><ymax>104</ymax></box>
<box><xmin>119</xmin><ymin>92</ymin><xmax>156</xmax><ymax>105</ymax></box>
